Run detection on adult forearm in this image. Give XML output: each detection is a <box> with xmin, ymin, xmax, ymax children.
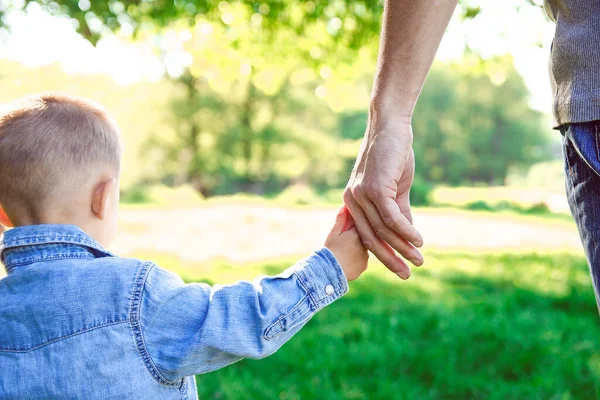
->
<box><xmin>370</xmin><ymin>0</ymin><xmax>457</xmax><ymax>124</ymax></box>
<box><xmin>344</xmin><ymin>0</ymin><xmax>457</xmax><ymax>275</ymax></box>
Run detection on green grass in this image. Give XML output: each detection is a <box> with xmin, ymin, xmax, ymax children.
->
<box><xmin>151</xmin><ymin>251</ymin><xmax>600</xmax><ymax>399</ymax></box>
<box><xmin>419</xmin><ymin>204</ymin><xmax>576</xmax><ymax>227</ymax></box>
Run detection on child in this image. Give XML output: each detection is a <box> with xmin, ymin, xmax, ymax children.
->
<box><xmin>0</xmin><ymin>94</ymin><xmax>369</xmax><ymax>399</ymax></box>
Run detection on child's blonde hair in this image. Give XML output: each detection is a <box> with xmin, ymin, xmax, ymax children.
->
<box><xmin>0</xmin><ymin>94</ymin><xmax>121</xmax><ymax>218</ymax></box>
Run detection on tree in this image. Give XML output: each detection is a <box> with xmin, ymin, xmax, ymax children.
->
<box><xmin>0</xmin><ymin>0</ymin><xmax>385</xmax><ymax>49</ymax></box>
<box><xmin>412</xmin><ymin>54</ymin><xmax>551</xmax><ymax>185</ymax></box>
<box><xmin>144</xmin><ymin>5</ymin><xmax>369</xmax><ymax>195</ymax></box>
<box><xmin>0</xmin><ymin>0</ymin><xmax>552</xmax><ymax>195</ymax></box>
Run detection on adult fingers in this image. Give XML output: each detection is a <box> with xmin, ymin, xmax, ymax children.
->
<box><xmin>396</xmin><ymin>190</ymin><xmax>414</xmax><ymax>225</ymax></box>
<box><xmin>360</xmin><ymin>199</ymin><xmax>423</xmax><ymax>266</ymax></box>
<box><xmin>372</xmin><ymin>195</ymin><xmax>423</xmax><ymax>248</ymax></box>
<box><xmin>344</xmin><ymin>193</ymin><xmax>411</xmax><ymax>279</ymax></box>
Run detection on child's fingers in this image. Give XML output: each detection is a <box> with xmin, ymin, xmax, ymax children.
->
<box><xmin>342</xmin><ymin>208</ymin><xmax>355</xmax><ymax>232</ymax></box>
<box><xmin>0</xmin><ymin>207</ymin><xmax>12</xmax><ymax>228</ymax></box>
<box><xmin>332</xmin><ymin>205</ymin><xmax>359</xmax><ymax>234</ymax></box>
<box><xmin>332</xmin><ymin>206</ymin><xmax>349</xmax><ymax>234</ymax></box>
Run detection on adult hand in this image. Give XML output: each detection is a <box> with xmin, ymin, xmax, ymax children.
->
<box><xmin>343</xmin><ymin>117</ymin><xmax>423</xmax><ymax>279</ymax></box>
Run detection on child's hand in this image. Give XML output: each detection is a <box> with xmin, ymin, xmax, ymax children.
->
<box><xmin>325</xmin><ymin>206</ymin><xmax>369</xmax><ymax>281</ymax></box>
<box><xmin>0</xmin><ymin>207</ymin><xmax>11</xmax><ymax>233</ymax></box>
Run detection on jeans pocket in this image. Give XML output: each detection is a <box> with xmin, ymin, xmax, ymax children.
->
<box><xmin>566</xmin><ymin>121</ymin><xmax>600</xmax><ymax>177</ymax></box>
<box><xmin>594</xmin><ymin>124</ymin><xmax>600</xmax><ymax>167</ymax></box>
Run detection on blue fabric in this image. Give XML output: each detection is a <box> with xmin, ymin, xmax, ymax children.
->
<box><xmin>562</xmin><ymin>121</ymin><xmax>600</xmax><ymax>310</ymax></box>
<box><xmin>0</xmin><ymin>224</ymin><xmax>348</xmax><ymax>399</ymax></box>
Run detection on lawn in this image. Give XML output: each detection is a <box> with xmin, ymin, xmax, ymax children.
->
<box><xmin>159</xmin><ymin>250</ymin><xmax>600</xmax><ymax>399</ymax></box>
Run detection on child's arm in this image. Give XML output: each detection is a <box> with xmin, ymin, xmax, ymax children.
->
<box><xmin>138</xmin><ymin>207</ymin><xmax>367</xmax><ymax>382</ymax></box>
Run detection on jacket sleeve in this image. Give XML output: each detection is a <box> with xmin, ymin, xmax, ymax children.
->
<box><xmin>139</xmin><ymin>247</ymin><xmax>348</xmax><ymax>381</ymax></box>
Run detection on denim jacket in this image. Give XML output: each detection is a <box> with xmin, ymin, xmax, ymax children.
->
<box><xmin>0</xmin><ymin>224</ymin><xmax>348</xmax><ymax>399</ymax></box>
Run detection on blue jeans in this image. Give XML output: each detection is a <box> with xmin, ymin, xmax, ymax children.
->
<box><xmin>562</xmin><ymin>121</ymin><xmax>600</xmax><ymax>309</ymax></box>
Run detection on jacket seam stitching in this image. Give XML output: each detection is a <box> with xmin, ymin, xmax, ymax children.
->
<box><xmin>0</xmin><ymin>320</ymin><xmax>128</xmax><ymax>352</ymax></box>
<box><xmin>4</xmin><ymin>234</ymin><xmax>100</xmax><ymax>248</ymax></box>
<box><xmin>130</xmin><ymin>262</ymin><xmax>182</xmax><ymax>388</ymax></box>
<box><xmin>292</xmin><ymin>271</ymin><xmax>318</xmax><ymax>311</ymax></box>
<box><xmin>263</xmin><ymin>294</ymin><xmax>310</xmax><ymax>340</ymax></box>
<box><xmin>4</xmin><ymin>253</ymin><xmax>95</xmax><ymax>270</ymax></box>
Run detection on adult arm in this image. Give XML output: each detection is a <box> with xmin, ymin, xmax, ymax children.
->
<box><xmin>344</xmin><ymin>0</ymin><xmax>457</xmax><ymax>279</ymax></box>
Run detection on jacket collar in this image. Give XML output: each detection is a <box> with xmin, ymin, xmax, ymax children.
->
<box><xmin>1</xmin><ymin>224</ymin><xmax>114</xmax><ymax>273</ymax></box>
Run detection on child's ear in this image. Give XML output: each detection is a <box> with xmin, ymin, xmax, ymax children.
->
<box><xmin>91</xmin><ymin>178</ymin><xmax>117</xmax><ymax>220</ymax></box>
<box><xmin>0</xmin><ymin>206</ymin><xmax>13</xmax><ymax>228</ymax></box>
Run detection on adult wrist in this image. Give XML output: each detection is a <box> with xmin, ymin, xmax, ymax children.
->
<box><xmin>368</xmin><ymin>95</ymin><xmax>414</xmax><ymax>129</ymax></box>
<box><xmin>366</xmin><ymin>98</ymin><xmax>414</xmax><ymax>143</ymax></box>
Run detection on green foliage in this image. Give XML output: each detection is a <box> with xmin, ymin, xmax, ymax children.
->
<box><xmin>409</xmin><ymin>177</ymin><xmax>433</xmax><ymax>206</ymax></box>
<box><xmin>275</xmin><ymin>184</ymin><xmax>322</xmax><ymax>205</ymax></box>
<box><xmin>120</xmin><ymin>185</ymin><xmax>152</xmax><ymax>204</ymax></box>
<box><xmin>181</xmin><ymin>251</ymin><xmax>600</xmax><ymax>399</ymax></box>
<box><xmin>0</xmin><ymin>0</ymin><xmax>531</xmax><ymax>49</ymax></box>
<box><xmin>526</xmin><ymin>201</ymin><xmax>552</xmax><ymax>214</ymax></box>
<box><xmin>0</xmin><ymin>54</ymin><xmax>553</xmax><ymax>200</ymax></box>
<box><xmin>413</xmin><ymin>55</ymin><xmax>553</xmax><ymax>186</ymax></box>
<box><xmin>3</xmin><ymin>0</ymin><xmax>384</xmax><ymax>50</ymax></box>
<box><xmin>338</xmin><ymin>111</ymin><xmax>369</xmax><ymax>140</ymax></box>
<box><xmin>321</xmin><ymin>188</ymin><xmax>346</xmax><ymax>204</ymax></box>
<box><xmin>121</xmin><ymin>184</ymin><xmax>204</xmax><ymax>206</ymax></box>
<box><xmin>0</xmin><ymin>1</ymin><xmax>554</xmax><ymax>199</ymax></box>
<box><xmin>150</xmin><ymin>33</ymin><xmax>552</xmax><ymax>196</ymax></box>
<box><xmin>462</xmin><ymin>6</ymin><xmax>482</xmax><ymax>19</ymax></box>
<box><xmin>506</xmin><ymin>160</ymin><xmax>565</xmax><ymax>193</ymax></box>
<box><xmin>142</xmin><ymin>9</ymin><xmax>368</xmax><ymax>195</ymax></box>
<box><xmin>464</xmin><ymin>200</ymin><xmax>495</xmax><ymax>212</ymax></box>
<box><xmin>430</xmin><ymin>199</ymin><xmax>572</xmax><ymax>223</ymax></box>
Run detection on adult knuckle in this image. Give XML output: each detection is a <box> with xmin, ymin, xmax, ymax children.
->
<box><xmin>397</xmin><ymin>249</ymin><xmax>412</xmax><ymax>260</ymax></box>
<box><xmin>382</xmin><ymin>215</ymin><xmax>400</xmax><ymax>229</ymax></box>
<box><xmin>361</xmin><ymin>238</ymin><xmax>375</xmax><ymax>250</ymax></box>
<box><xmin>364</xmin><ymin>183</ymin><xmax>382</xmax><ymax>200</ymax></box>
<box><xmin>387</xmin><ymin>264</ymin><xmax>401</xmax><ymax>274</ymax></box>
<box><xmin>384</xmin><ymin>262</ymin><xmax>400</xmax><ymax>274</ymax></box>
<box><xmin>374</xmin><ymin>225</ymin><xmax>387</xmax><ymax>239</ymax></box>
<box><xmin>343</xmin><ymin>188</ymin><xmax>356</xmax><ymax>205</ymax></box>
<box><xmin>350</xmin><ymin>184</ymin><xmax>364</xmax><ymax>200</ymax></box>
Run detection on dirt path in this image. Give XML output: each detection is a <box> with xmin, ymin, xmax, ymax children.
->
<box><xmin>111</xmin><ymin>206</ymin><xmax>583</xmax><ymax>264</ymax></box>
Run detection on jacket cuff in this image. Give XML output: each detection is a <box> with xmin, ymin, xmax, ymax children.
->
<box><xmin>291</xmin><ymin>247</ymin><xmax>349</xmax><ymax>311</ymax></box>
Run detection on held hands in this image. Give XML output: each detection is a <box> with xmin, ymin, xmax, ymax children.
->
<box><xmin>324</xmin><ymin>206</ymin><xmax>369</xmax><ymax>281</ymax></box>
<box><xmin>343</xmin><ymin>118</ymin><xmax>423</xmax><ymax>280</ymax></box>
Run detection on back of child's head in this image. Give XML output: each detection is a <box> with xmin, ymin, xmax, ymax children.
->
<box><xmin>0</xmin><ymin>94</ymin><xmax>121</xmax><ymax>223</ymax></box>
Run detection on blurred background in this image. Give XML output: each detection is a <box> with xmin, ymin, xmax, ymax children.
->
<box><xmin>1</xmin><ymin>0</ymin><xmax>599</xmax><ymax>398</ymax></box>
